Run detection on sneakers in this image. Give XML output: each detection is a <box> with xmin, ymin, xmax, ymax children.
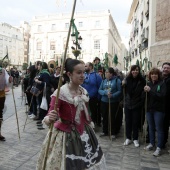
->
<box><xmin>29</xmin><ymin>114</ymin><xmax>36</xmax><ymax>119</ymax></box>
<box><xmin>145</xmin><ymin>143</ymin><xmax>154</xmax><ymax>151</ymax></box>
<box><xmin>133</xmin><ymin>140</ymin><xmax>139</xmax><ymax>147</ymax></box>
<box><xmin>0</xmin><ymin>135</ymin><xmax>6</xmax><ymax>141</ymax></box>
<box><xmin>28</xmin><ymin>111</ymin><xmax>32</xmax><ymax>116</ymax></box>
<box><xmin>36</xmin><ymin>121</ymin><xmax>42</xmax><ymax>125</ymax></box>
<box><xmin>153</xmin><ymin>147</ymin><xmax>161</xmax><ymax>157</ymax></box>
<box><xmin>112</xmin><ymin>135</ymin><xmax>116</xmax><ymax>140</ymax></box>
<box><xmin>124</xmin><ymin>139</ymin><xmax>132</xmax><ymax>146</ymax></box>
<box><xmin>37</xmin><ymin>123</ymin><xmax>43</xmax><ymax>126</ymax></box>
<box><xmin>37</xmin><ymin>126</ymin><xmax>45</xmax><ymax>130</ymax></box>
<box><xmin>99</xmin><ymin>133</ymin><xmax>108</xmax><ymax>137</ymax></box>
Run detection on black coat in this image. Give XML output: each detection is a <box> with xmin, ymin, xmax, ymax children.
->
<box><xmin>50</xmin><ymin>74</ymin><xmax>60</xmax><ymax>90</ymax></box>
<box><xmin>125</xmin><ymin>76</ymin><xmax>145</xmax><ymax>110</ymax></box>
<box><xmin>147</xmin><ymin>80</ymin><xmax>166</xmax><ymax>113</ymax></box>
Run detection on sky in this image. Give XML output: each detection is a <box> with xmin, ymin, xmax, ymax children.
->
<box><xmin>0</xmin><ymin>0</ymin><xmax>133</xmax><ymax>48</ymax></box>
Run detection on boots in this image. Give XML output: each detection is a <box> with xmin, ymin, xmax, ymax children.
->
<box><xmin>0</xmin><ymin>120</ymin><xmax>6</xmax><ymax>141</ymax></box>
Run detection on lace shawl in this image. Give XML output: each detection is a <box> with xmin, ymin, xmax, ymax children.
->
<box><xmin>51</xmin><ymin>83</ymin><xmax>90</xmax><ymax>124</ymax></box>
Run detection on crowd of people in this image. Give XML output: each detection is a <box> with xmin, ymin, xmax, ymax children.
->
<box><xmin>0</xmin><ymin>58</ymin><xmax>170</xmax><ymax>169</ymax></box>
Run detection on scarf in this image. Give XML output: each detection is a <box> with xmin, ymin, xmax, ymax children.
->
<box><xmin>39</xmin><ymin>69</ymin><xmax>50</xmax><ymax>75</ymax></box>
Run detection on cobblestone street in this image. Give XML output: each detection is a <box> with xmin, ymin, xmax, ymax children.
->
<box><xmin>0</xmin><ymin>85</ymin><xmax>170</xmax><ymax>170</ymax></box>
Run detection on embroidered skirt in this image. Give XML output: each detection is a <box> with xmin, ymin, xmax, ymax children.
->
<box><xmin>36</xmin><ymin>125</ymin><xmax>106</xmax><ymax>170</ymax></box>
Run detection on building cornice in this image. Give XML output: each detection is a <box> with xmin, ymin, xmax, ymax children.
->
<box><xmin>127</xmin><ymin>0</ymin><xmax>139</xmax><ymax>23</ymax></box>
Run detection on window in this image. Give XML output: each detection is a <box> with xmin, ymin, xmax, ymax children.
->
<box><xmin>95</xmin><ymin>21</ymin><xmax>100</xmax><ymax>28</ymax></box>
<box><xmin>65</xmin><ymin>23</ymin><xmax>69</xmax><ymax>29</ymax></box>
<box><xmin>37</xmin><ymin>42</ymin><xmax>42</xmax><ymax>50</ymax></box>
<box><xmin>51</xmin><ymin>24</ymin><xmax>56</xmax><ymax>31</ymax></box>
<box><xmin>38</xmin><ymin>25</ymin><xmax>42</xmax><ymax>32</ymax></box>
<box><xmin>50</xmin><ymin>41</ymin><xmax>55</xmax><ymax>50</ymax></box>
<box><xmin>94</xmin><ymin>40</ymin><xmax>100</xmax><ymax>49</ymax></box>
<box><xmin>145</xmin><ymin>27</ymin><xmax>149</xmax><ymax>39</ymax></box>
<box><xmin>135</xmin><ymin>48</ymin><xmax>138</xmax><ymax>56</ymax></box>
<box><xmin>78</xmin><ymin>22</ymin><xmax>83</xmax><ymax>27</ymax></box>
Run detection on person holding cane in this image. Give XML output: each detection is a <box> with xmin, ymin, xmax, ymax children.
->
<box><xmin>36</xmin><ymin>58</ymin><xmax>106</xmax><ymax>170</ymax></box>
<box><xmin>98</xmin><ymin>67</ymin><xmax>122</xmax><ymax>140</ymax></box>
<box><xmin>123</xmin><ymin>65</ymin><xmax>145</xmax><ymax>147</ymax></box>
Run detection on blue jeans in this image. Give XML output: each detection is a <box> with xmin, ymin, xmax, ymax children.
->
<box><xmin>146</xmin><ymin>111</ymin><xmax>165</xmax><ymax>148</ymax></box>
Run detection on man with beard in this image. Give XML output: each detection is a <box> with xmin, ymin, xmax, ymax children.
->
<box><xmin>82</xmin><ymin>62</ymin><xmax>102</xmax><ymax>126</ymax></box>
<box><xmin>162</xmin><ymin>62</ymin><xmax>170</xmax><ymax>148</ymax></box>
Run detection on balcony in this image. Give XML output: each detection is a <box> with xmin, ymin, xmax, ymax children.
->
<box><xmin>140</xmin><ymin>19</ymin><xmax>143</xmax><ymax>26</ymax></box>
<box><xmin>143</xmin><ymin>37</ymin><xmax>148</xmax><ymax>43</ymax></box>
<box><xmin>145</xmin><ymin>10</ymin><xmax>149</xmax><ymax>17</ymax></box>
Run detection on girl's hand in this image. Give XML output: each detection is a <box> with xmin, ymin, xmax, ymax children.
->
<box><xmin>48</xmin><ymin>109</ymin><xmax>59</xmax><ymax>122</ymax></box>
<box><xmin>144</xmin><ymin>85</ymin><xmax>150</xmax><ymax>92</ymax></box>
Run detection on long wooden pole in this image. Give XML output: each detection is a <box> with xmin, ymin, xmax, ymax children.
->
<box><xmin>123</xmin><ymin>58</ymin><xmax>127</xmax><ymax>147</ymax></box>
<box><xmin>23</xmin><ymin>95</ymin><xmax>34</xmax><ymax>131</ymax></box>
<box><xmin>144</xmin><ymin>54</ymin><xmax>148</xmax><ymax>151</ymax></box>
<box><xmin>6</xmin><ymin>47</ymin><xmax>21</xmax><ymax>141</ymax></box>
<box><xmin>42</xmin><ymin>1</ymin><xmax>77</xmax><ymax>169</ymax></box>
<box><xmin>108</xmin><ymin>98</ymin><xmax>111</xmax><ymax>140</ymax></box>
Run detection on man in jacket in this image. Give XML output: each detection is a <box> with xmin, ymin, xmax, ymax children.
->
<box><xmin>162</xmin><ymin>62</ymin><xmax>170</xmax><ymax>148</ymax></box>
<box><xmin>82</xmin><ymin>62</ymin><xmax>102</xmax><ymax>126</ymax></box>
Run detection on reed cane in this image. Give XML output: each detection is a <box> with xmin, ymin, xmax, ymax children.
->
<box><xmin>144</xmin><ymin>88</ymin><xmax>148</xmax><ymax>151</ymax></box>
<box><xmin>108</xmin><ymin>97</ymin><xmax>112</xmax><ymax>140</ymax></box>
<box><xmin>142</xmin><ymin>55</ymin><xmax>149</xmax><ymax>151</ymax></box>
<box><xmin>42</xmin><ymin>1</ymin><xmax>77</xmax><ymax>169</ymax></box>
<box><xmin>23</xmin><ymin>94</ymin><xmax>34</xmax><ymax>131</ymax></box>
<box><xmin>6</xmin><ymin>47</ymin><xmax>21</xmax><ymax>141</ymax></box>
<box><xmin>25</xmin><ymin>94</ymin><xmax>28</xmax><ymax>114</ymax></box>
<box><xmin>21</xmin><ymin>82</ymin><xmax>24</xmax><ymax>105</ymax></box>
<box><xmin>11</xmin><ymin>84</ymin><xmax>21</xmax><ymax>140</ymax></box>
<box><xmin>123</xmin><ymin>85</ymin><xmax>126</xmax><ymax>146</ymax></box>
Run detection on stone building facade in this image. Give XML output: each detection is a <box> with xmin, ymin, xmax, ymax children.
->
<box><xmin>0</xmin><ymin>22</ymin><xmax>30</xmax><ymax>68</ymax></box>
<box><xmin>150</xmin><ymin>0</ymin><xmax>170</xmax><ymax>67</ymax></box>
<box><xmin>0</xmin><ymin>23</ymin><xmax>24</xmax><ymax>68</ymax></box>
<box><xmin>29</xmin><ymin>10</ymin><xmax>127</xmax><ymax>70</ymax></box>
<box><xmin>128</xmin><ymin>0</ymin><xmax>170</xmax><ymax>70</ymax></box>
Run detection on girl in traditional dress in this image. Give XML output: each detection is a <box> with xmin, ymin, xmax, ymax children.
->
<box><xmin>36</xmin><ymin>58</ymin><xmax>106</xmax><ymax>170</ymax></box>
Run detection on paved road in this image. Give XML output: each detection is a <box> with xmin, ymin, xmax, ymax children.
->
<box><xmin>0</xmin><ymin>85</ymin><xmax>170</xmax><ymax>170</ymax></box>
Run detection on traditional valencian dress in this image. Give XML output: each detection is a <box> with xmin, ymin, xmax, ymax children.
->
<box><xmin>36</xmin><ymin>83</ymin><xmax>106</xmax><ymax>170</ymax></box>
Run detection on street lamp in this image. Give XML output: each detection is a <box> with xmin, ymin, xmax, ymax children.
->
<box><xmin>71</xmin><ymin>19</ymin><xmax>82</xmax><ymax>59</ymax></box>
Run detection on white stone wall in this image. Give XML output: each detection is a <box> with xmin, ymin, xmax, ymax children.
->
<box><xmin>150</xmin><ymin>0</ymin><xmax>170</xmax><ymax>67</ymax></box>
<box><xmin>128</xmin><ymin>0</ymin><xmax>170</xmax><ymax>71</ymax></box>
<box><xmin>0</xmin><ymin>23</ymin><xmax>24</xmax><ymax>68</ymax></box>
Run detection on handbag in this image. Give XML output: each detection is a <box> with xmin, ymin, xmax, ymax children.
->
<box><xmin>30</xmin><ymin>84</ymin><xmax>41</xmax><ymax>96</ymax></box>
<box><xmin>40</xmin><ymin>83</ymin><xmax>48</xmax><ymax>110</ymax></box>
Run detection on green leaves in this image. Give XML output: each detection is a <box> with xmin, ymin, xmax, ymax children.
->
<box><xmin>102</xmin><ymin>52</ymin><xmax>109</xmax><ymax>69</ymax></box>
<box><xmin>113</xmin><ymin>54</ymin><xmax>118</xmax><ymax>66</ymax></box>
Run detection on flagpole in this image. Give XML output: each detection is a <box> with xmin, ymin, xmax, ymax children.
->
<box><xmin>42</xmin><ymin>1</ymin><xmax>77</xmax><ymax>169</ymax></box>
